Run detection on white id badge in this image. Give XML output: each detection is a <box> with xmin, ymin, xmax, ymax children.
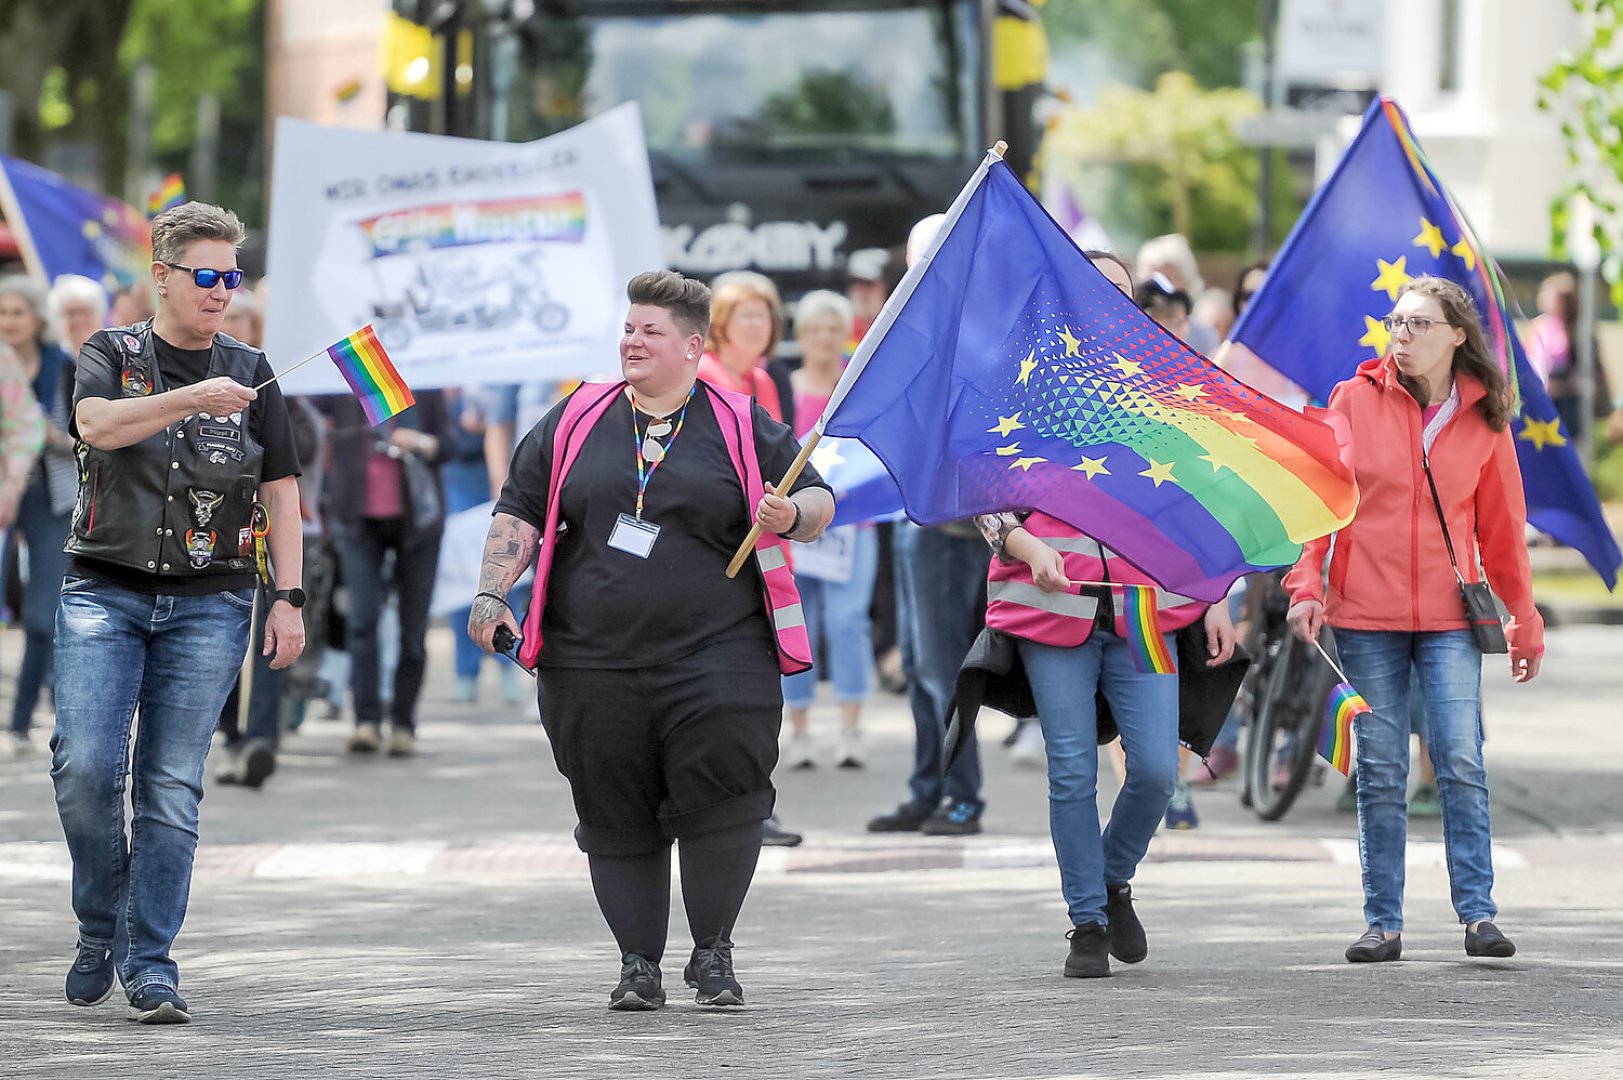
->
<box><xmin>608</xmin><ymin>514</ymin><xmax>660</xmax><ymax>558</ymax></box>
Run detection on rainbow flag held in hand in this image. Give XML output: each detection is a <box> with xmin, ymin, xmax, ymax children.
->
<box><xmin>326</xmin><ymin>324</ymin><xmax>415</xmax><ymax>425</ymax></box>
<box><xmin>1319</xmin><ymin>682</ymin><xmax>1369</xmax><ymax>776</ymax></box>
<box><xmin>147</xmin><ymin>173</ymin><xmax>186</xmax><ymax>218</ymax></box>
<box><xmin>1121</xmin><ymin>584</ymin><xmax>1174</xmax><ymax>674</ymax></box>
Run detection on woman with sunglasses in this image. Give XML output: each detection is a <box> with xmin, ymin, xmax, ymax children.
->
<box><xmin>1286</xmin><ymin>276</ymin><xmax>1542</xmax><ymax>963</ymax></box>
<box><xmin>50</xmin><ymin>202</ymin><xmax>306</xmax><ymax>1023</ymax></box>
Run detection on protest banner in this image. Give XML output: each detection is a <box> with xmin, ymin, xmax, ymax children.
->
<box><xmin>264</xmin><ymin>103</ymin><xmax>661</xmax><ymax>394</ymax></box>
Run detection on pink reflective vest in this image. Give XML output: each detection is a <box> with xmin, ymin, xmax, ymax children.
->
<box><xmin>516</xmin><ymin>380</ymin><xmax>813</xmax><ymax>675</ymax></box>
<box><xmin>985</xmin><ymin>511</ymin><xmax>1207</xmax><ymax>648</ymax></box>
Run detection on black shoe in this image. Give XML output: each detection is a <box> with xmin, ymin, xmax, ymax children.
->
<box><xmin>239</xmin><ymin>738</ymin><xmax>276</xmax><ymax>789</ymax></box>
<box><xmin>1465</xmin><ymin>921</ymin><xmax>1516</xmax><ymax>958</ymax></box>
<box><xmin>65</xmin><ymin>943</ymin><xmax>116</xmax><ymax>1007</ymax></box>
<box><xmin>761</xmin><ymin>815</ymin><xmax>803</xmax><ymax>847</ymax></box>
<box><xmin>1064</xmin><ymin>923</ymin><xmax>1111</xmax><ymax>978</ymax></box>
<box><xmin>1104</xmin><ymin>883</ymin><xmax>1147</xmax><ymax>964</ymax></box>
<box><xmin>919</xmin><ymin>800</ymin><xmax>982</xmax><ymax>836</ymax></box>
<box><xmin>609</xmin><ymin>953</ymin><xmax>665</xmax><ymax>1011</ymax></box>
<box><xmin>684</xmin><ymin>941</ymin><xmax>744</xmax><ymax>1007</ymax></box>
<box><xmin>866</xmin><ymin>802</ymin><xmax>933</xmax><ymax>833</ymax></box>
<box><xmin>1345</xmin><ymin>927</ymin><xmax>1402</xmax><ymax>963</ymax></box>
<box><xmin>128</xmin><ymin>984</ymin><xmax>191</xmax><ymax>1024</ymax></box>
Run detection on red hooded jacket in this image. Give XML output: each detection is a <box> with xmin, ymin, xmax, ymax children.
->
<box><xmin>1282</xmin><ymin>356</ymin><xmax>1544</xmax><ymax>661</ymax></box>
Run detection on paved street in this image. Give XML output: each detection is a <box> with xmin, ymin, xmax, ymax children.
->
<box><xmin>1</xmin><ymin>624</ymin><xmax>1621</xmax><ymax>1079</ymax></box>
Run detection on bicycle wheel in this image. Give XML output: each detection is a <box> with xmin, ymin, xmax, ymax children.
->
<box><xmin>1245</xmin><ymin>634</ymin><xmax>1325</xmax><ymax>821</ymax></box>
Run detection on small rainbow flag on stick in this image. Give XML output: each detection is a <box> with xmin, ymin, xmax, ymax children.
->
<box><xmin>1120</xmin><ymin>584</ymin><xmax>1175</xmax><ymax>674</ymax></box>
<box><xmin>1319</xmin><ymin>682</ymin><xmax>1370</xmax><ymax>776</ymax></box>
<box><xmin>326</xmin><ymin>324</ymin><xmax>415</xmax><ymax>425</ymax></box>
<box><xmin>147</xmin><ymin>173</ymin><xmax>186</xmax><ymax>218</ymax></box>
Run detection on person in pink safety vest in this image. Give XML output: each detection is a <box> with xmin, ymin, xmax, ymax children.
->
<box><xmin>468</xmin><ymin>271</ymin><xmax>834</xmax><ymax>1012</ymax></box>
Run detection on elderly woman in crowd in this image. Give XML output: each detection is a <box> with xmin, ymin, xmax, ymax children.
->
<box><xmin>0</xmin><ymin>276</ymin><xmax>78</xmax><ymax>752</ymax></box>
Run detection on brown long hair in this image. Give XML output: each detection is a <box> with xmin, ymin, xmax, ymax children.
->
<box><xmin>1393</xmin><ymin>276</ymin><xmax>1512</xmax><ymax>432</ymax></box>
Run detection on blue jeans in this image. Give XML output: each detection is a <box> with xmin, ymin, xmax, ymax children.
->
<box><xmin>894</xmin><ymin>523</ymin><xmax>984</xmax><ymax>811</ymax></box>
<box><xmin>338</xmin><ymin>518</ymin><xmax>441</xmax><ymax>730</ymax></box>
<box><xmin>1336</xmin><ymin>629</ymin><xmax>1494</xmax><ymax>932</ymax></box>
<box><xmin>10</xmin><ymin>478</ymin><xmax>72</xmax><ymax>735</ymax></box>
<box><xmin>50</xmin><ymin>577</ymin><xmax>252</xmax><ymax>996</ymax></box>
<box><xmin>782</xmin><ymin>527</ymin><xmax>879</xmax><ymax>708</ymax></box>
<box><xmin>1019</xmin><ymin>632</ymin><xmax>1179</xmax><ymax>926</ymax></box>
<box><xmin>443</xmin><ymin>459</ymin><xmax>491</xmax><ymax>681</ymax></box>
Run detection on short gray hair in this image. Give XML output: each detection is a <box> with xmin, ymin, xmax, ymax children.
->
<box><xmin>0</xmin><ymin>275</ymin><xmax>50</xmax><ymax>344</ymax></box>
<box><xmin>151</xmin><ymin>202</ymin><xmax>246</xmax><ymax>266</ymax></box>
<box><xmin>794</xmin><ymin>290</ymin><xmax>852</xmax><ymax>331</ymax></box>
<box><xmin>48</xmin><ymin>274</ymin><xmax>109</xmax><ymax>327</ymax></box>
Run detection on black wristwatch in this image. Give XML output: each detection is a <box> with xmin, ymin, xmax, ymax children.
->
<box><xmin>273</xmin><ymin>587</ymin><xmax>307</xmax><ymax>609</ymax></box>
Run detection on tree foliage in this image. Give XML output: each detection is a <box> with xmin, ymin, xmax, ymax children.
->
<box><xmin>1041</xmin><ymin>0</ymin><xmax>1261</xmax><ymax>90</ymax></box>
<box><xmin>1541</xmin><ymin>0</ymin><xmax>1623</xmax><ymax>304</ymax></box>
<box><xmin>1045</xmin><ymin>72</ymin><xmax>1263</xmax><ymax>252</ymax></box>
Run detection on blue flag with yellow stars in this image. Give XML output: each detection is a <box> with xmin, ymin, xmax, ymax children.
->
<box><xmin>818</xmin><ymin>153</ymin><xmax>1359</xmax><ymax>604</ymax></box>
<box><xmin>1227</xmin><ymin>97</ymin><xmax>1620</xmax><ymax>589</ymax></box>
<box><xmin>0</xmin><ymin>155</ymin><xmax>152</xmax><ymax>292</ymax></box>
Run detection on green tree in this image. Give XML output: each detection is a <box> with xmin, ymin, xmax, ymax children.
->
<box><xmin>1540</xmin><ymin>0</ymin><xmax>1623</xmax><ymax>304</ymax></box>
<box><xmin>1041</xmin><ymin>0</ymin><xmax>1261</xmax><ymax>89</ymax></box>
<box><xmin>1045</xmin><ymin>71</ymin><xmax>1262</xmax><ymax>251</ymax></box>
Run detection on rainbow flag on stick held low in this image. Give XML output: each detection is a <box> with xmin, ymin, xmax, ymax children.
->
<box><xmin>1120</xmin><ymin>584</ymin><xmax>1175</xmax><ymax>675</ymax></box>
<box><xmin>1319</xmin><ymin>682</ymin><xmax>1369</xmax><ymax>776</ymax></box>
<box><xmin>147</xmin><ymin>173</ymin><xmax>186</xmax><ymax>218</ymax></box>
<box><xmin>327</xmin><ymin>324</ymin><xmax>415</xmax><ymax>425</ymax></box>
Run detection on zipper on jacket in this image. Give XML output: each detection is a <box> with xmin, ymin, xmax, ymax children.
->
<box><xmin>1409</xmin><ymin>401</ymin><xmax>1423</xmax><ymax>627</ymax></box>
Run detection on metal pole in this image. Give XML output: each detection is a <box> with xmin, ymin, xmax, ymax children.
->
<box><xmin>125</xmin><ymin>62</ymin><xmax>156</xmax><ymax>208</ymax></box>
<box><xmin>1253</xmin><ymin>0</ymin><xmax>1279</xmax><ymax>254</ymax></box>
<box><xmin>190</xmin><ymin>95</ymin><xmax>221</xmax><ymax>204</ymax></box>
<box><xmin>1577</xmin><ymin>264</ymin><xmax>1599</xmax><ymax>462</ymax></box>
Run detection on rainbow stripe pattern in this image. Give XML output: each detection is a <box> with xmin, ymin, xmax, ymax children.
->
<box><xmin>326</xmin><ymin>324</ymin><xmax>415</xmax><ymax>425</ymax></box>
<box><xmin>147</xmin><ymin>173</ymin><xmax>186</xmax><ymax>218</ymax></box>
<box><xmin>1121</xmin><ymin>584</ymin><xmax>1174</xmax><ymax>674</ymax></box>
<box><xmin>820</xmin><ymin>161</ymin><xmax>1359</xmax><ymax>603</ymax></box>
<box><xmin>357</xmin><ymin>192</ymin><xmax>588</xmax><ymax>258</ymax></box>
<box><xmin>1319</xmin><ymin>682</ymin><xmax>1369</xmax><ymax>776</ymax></box>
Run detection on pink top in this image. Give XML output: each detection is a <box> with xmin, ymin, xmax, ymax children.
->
<box><xmin>697</xmin><ymin>353</ymin><xmax>784</xmax><ymax>423</ymax></box>
<box><xmin>364</xmin><ymin>449</ymin><xmax>405</xmax><ymax>519</ymax></box>
<box><xmin>792</xmin><ymin>390</ymin><xmax>830</xmax><ymax>438</ymax></box>
<box><xmin>1421</xmin><ymin>403</ymin><xmax>1442</xmax><ymax>427</ymax></box>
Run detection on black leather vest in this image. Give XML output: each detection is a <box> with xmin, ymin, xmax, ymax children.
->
<box><xmin>65</xmin><ymin>323</ymin><xmax>265</xmax><ymax>578</ymax></box>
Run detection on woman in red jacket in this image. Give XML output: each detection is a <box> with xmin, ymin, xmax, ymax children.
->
<box><xmin>1286</xmin><ymin>276</ymin><xmax>1542</xmax><ymax>964</ymax></box>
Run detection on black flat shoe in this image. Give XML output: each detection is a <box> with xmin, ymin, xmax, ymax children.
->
<box><xmin>1345</xmin><ymin>927</ymin><xmax>1402</xmax><ymax>963</ymax></box>
<box><xmin>1465</xmin><ymin>921</ymin><xmax>1516</xmax><ymax>958</ymax></box>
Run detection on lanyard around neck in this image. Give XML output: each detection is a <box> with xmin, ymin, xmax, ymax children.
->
<box><xmin>628</xmin><ymin>386</ymin><xmax>694</xmax><ymax>519</ymax></box>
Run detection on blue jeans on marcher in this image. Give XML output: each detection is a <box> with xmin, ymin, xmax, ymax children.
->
<box><xmin>1335</xmin><ymin>628</ymin><xmax>1495</xmax><ymax>932</ymax></box>
<box><xmin>782</xmin><ymin>527</ymin><xmax>879</xmax><ymax>708</ymax></box>
<box><xmin>893</xmin><ymin>523</ymin><xmax>984</xmax><ymax>812</ymax></box>
<box><xmin>50</xmin><ymin>577</ymin><xmax>253</xmax><ymax>996</ymax></box>
<box><xmin>9</xmin><ymin>478</ymin><xmax>72</xmax><ymax>735</ymax></box>
<box><xmin>1019</xmin><ymin>632</ymin><xmax>1179</xmax><ymax>926</ymax></box>
<box><xmin>443</xmin><ymin>458</ymin><xmax>492</xmax><ymax>682</ymax></box>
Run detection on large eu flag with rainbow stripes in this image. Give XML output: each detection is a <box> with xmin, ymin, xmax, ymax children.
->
<box><xmin>1228</xmin><ymin>97</ymin><xmax>1620</xmax><ymax>589</ymax></box>
<box><xmin>818</xmin><ymin>156</ymin><xmax>1359</xmax><ymax>603</ymax></box>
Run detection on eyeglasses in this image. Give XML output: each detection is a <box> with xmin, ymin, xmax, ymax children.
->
<box><xmin>165</xmin><ymin>263</ymin><xmax>244</xmax><ymax>290</ymax></box>
<box><xmin>1381</xmin><ymin>315</ymin><xmax>1447</xmax><ymax>336</ymax></box>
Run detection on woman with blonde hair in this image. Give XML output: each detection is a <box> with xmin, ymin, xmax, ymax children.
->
<box><xmin>1287</xmin><ymin>275</ymin><xmax>1541</xmax><ymax>963</ymax></box>
<box><xmin>698</xmin><ymin>271</ymin><xmax>791</xmax><ymax>427</ymax></box>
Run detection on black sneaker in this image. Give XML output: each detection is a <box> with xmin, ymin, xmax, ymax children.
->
<box><xmin>684</xmin><ymin>941</ymin><xmax>745</xmax><ymax>1007</ymax></box>
<box><xmin>128</xmin><ymin>984</ymin><xmax>191</xmax><ymax>1024</ymax></box>
<box><xmin>761</xmin><ymin>816</ymin><xmax>803</xmax><ymax>847</ymax></box>
<box><xmin>1064</xmin><ymin>923</ymin><xmax>1111</xmax><ymax>978</ymax></box>
<box><xmin>1345</xmin><ymin>927</ymin><xmax>1402</xmax><ymax>963</ymax></box>
<box><xmin>609</xmin><ymin>953</ymin><xmax>665</xmax><ymax>1011</ymax></box>
<box><xmin>1465</xmin><ymin>921</ymin><xmax>1516</xmax><ymax>958</ymax></box>
<box><xmin>919</xmin><ymin>800</ymin><xmax>982</xmax><ymax>836</ymax></box>
<box><xmin>65</xmin><ymin>943</ymin><xmax>116</xmax><ymax>1006</ymax></box>
<box><xmin>1104</xmin><ymin>883</ymin><xmax>1147</xmax><ymax>964</ymax></box>
<box><xmin>866</xmin><ymin>802</ymin><xmax>933</xmax><ymax>833</ymax></box>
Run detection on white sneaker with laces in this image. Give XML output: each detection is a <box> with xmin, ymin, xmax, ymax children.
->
<box><xmin>834</xmin><ymin>730</ymin><xmax>865</xmax><ymax>769</ymax></box>
<box><xmin>1010</xmin><ymin>720</ymin><xmax>1046</xmax><ymax>769</ymax></box>
<box><xmin>784</xmin><ymin>733</ymin><xmax>817</xmax><ymax>770</ymax></box>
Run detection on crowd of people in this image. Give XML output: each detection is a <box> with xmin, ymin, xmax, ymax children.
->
<box><xmin>0</xmin><ymin>196</ymin><xmax>1599</xmax><ymax>1020</ymax></box>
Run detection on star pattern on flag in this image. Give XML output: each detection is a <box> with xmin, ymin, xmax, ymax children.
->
<box><xmin>1413</xmin><ymin>217</ymin><xmax>1447</xmax><ymax>258</ymax></box>
<box><xmin>1057</xmin><ymin>326</ymin><xmax>1082</xmax><ymax>357</ymax></box>
<box><xmin>1112</xmin><ymin>355</ymin><xmax>1143</xmax><ymax>377</ymax></box>
<box><xmin>1009</xmin><ymin>456</ymin><xmax>1046</xmax><ymax>471</ymax></box>
<box><xmin>1371</xmin><ymin>256</ymin><xmax>1411</xmax><ymax>300</ymax></box>
<box><xmin>989</xmin><ymin>413</ymin><xmax>1025</xmax><ymax>437</ymax></box>
<box><xmin>1518</xmin><ymin>417</ymin><xmax>1567</xmax><ymax>451</ymax></box>
<box><xmin>1016</xmin><ymin>349</ymin><xmax>1039</xmax><ymax>386</ymax></box>
<box><xmin>1451</xmin><ymin>238</ymin><xmax>1476</xmax><ymax>270</ymax></box>
<box><xmin>1139</xmin><ymin>459</ymin><xmax>1177</xmax><ymax>487</ymax></box>
<box><xmin>1072</xmin><ymin>455</ymin><xmax>1110</xmax><ymax>478</ymax></box>
<box><xmin>1359</xmin><ymin>314</ymin><xmax>1392</xmax><ymax>356</ymax></box>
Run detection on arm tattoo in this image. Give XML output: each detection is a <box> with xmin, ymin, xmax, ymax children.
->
<box><xmin>471</xmin><ymin>513</ymin><xmax>540</xmax><ymax>624</ymax></box>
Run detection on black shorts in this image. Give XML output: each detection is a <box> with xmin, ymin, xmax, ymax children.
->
<box><xmin>537</xmin><ymin>634</ymin><xmax>783</xmax><ymax>855</ymax></box>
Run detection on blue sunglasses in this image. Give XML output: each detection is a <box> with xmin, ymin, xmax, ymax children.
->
<box><xmin>165</xmin><ymin>262</ymin><xmax>244</xmax><ymax>290</ymax></box>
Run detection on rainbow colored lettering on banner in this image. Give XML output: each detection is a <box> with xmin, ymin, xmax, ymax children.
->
<box><xmin>357</xmin><ymin>192</ymin><xmax>588</xmax><ymax>257</ymax></box>
<box><xmin>1319</xmin><ymin>681</ymin><xmax>1369</xmax><ymax>776</ymax></box>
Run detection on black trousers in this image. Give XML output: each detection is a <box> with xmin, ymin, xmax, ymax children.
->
<box><xmin>337</xmin><ymin>516</ymin><xmax>442</xmax><ymax>731</ymax></box>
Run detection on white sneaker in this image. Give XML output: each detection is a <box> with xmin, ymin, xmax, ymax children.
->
<box><xmin>452</xmin><ymin>676</ymin><xmax>478</xmax><ymax>704</ymax></box>
<box><xmin>387</xmin><ymin>728</ymin><xmax>416</xmax><ymax>758</ymax></box>
<box><xmin>9</xmin><ymin>732</ymin><xmax>36</xmax><ymax>758</ymax></box>
<box><xmin>1009</xmin><ymin>720</ymin><xmax>1045</xmax><ymax>769</ymax></box>
<box><xmin>348</xmin><ymin>723</ymin><xmax>383</xmax><ymax>753</ymax></box>
<box><xmin>784</xmin><ymin>733</ymin><xmax>817</xmax><ymax>770</ymax></box>
<box><xmin>834</xmin><ymin>730</ymin><xmax>865</xmax><ymax>769</ymax></box>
